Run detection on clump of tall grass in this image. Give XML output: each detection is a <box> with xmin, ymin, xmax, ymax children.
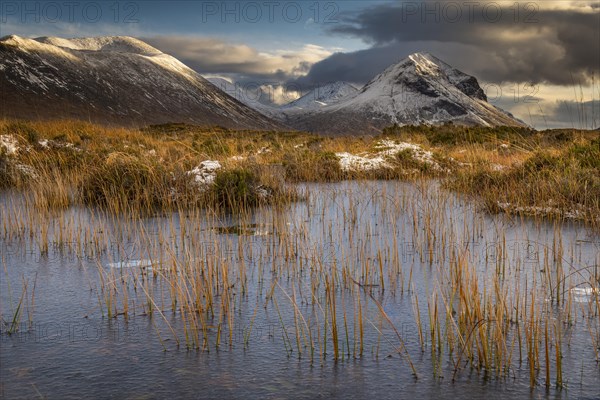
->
<box><xmin>448</xmin><ymin>138</ymin><xmax>600</xmax><ymax>225</ymax></box>
<box><xmin>284</xmin><ymin>150</ymin><xmax>342</xmax><ymax>182</ymax></box>
<box><xmin>206</xmin><ymin>167</ymin><xmax>296</xmax><ymax>210</ymax></box>
<box><xmin>1</xmin><ymin>121</ymin><xmax>40</xmax><ymax>144</ymax></box>
<box><xmin>390</xmin><ymin>149</ymin><xmax>455</xmax><ymax>176</ymax></box>
<box><xmin>382</xmin><ymin>124</ymin><xmax>536</xmax><ymax>146</ymax></box>
<box><xmin>80</xmin><ymin>152</ymin><xmax>174</xmax><ymax>212</ymax></box>
<box><xmin>0</xmin><ymin>149</ymin><xmax>16</xmax><ymax>188</ymax></box>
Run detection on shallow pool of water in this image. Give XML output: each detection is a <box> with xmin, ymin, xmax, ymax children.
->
<box><xmin>1</xmin><ymin>181</ymin><xmax>599</xmax><ymax>399</ymax></box>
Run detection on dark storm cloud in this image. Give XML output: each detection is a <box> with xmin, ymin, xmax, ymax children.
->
<box><xmin>294</xmin><ymin>46</ymin><xmax>398</xmax><ymax>88</ymax></box>
<box><xmin>295</xmin><ymin>2</ymin><xmax>599</xmax><ymax>87</ymax></box>
<box><xmin>540</xmin><ymin>100</ymin><xmax>600</xmax><ymax>130</ymax></box>
<box><xmin>293</xmin><ymin>41</ymin><xmax>476</xmax><ymax>88</ymax></box>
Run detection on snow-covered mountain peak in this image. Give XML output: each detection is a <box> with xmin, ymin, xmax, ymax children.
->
<box><xmin>1</xmin><ymin>37</ymin><xmax>524</xmax><ymax>134</ymax></box>
<box><xmin>281</xmin><ymin>81</ymin><xmax>358</xmax><ymax>111</ymax></box>
<box><xmin>366</xmin><ymin>52</ymin><xmax>488</xmax><ymax>102</ymax></box>
<box><xmin>374</xmin><ymin>53</ymin><xmax>445</xmax><ymax>84</ymax></box>
<box><xmin>279</xmin><ymin>52</ymin><xmax>525</xmax><ymax>134</ymax></box>
<box><xmin>34</xmin><ymin>36</ymin><xmax>162</xmax><ymax>55</ymax></box>
<box><xmin>407</xmin><ymin>52</ymin><xmax>444</xmax><ymax>75</ymax></box>
<box><xmin>0</xmin><ymin>35</ymin><xmax>81</xmax><ymax>60</ymax></box>
<box><xmin>0</xmin><ymin>35</ymin><xmax>281</xmax><ymax>129</ymax></box>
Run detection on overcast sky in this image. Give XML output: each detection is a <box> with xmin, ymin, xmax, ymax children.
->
<box><xmin>2</xmin><ymin>0</ymin><xmax>599</xmax><ymax>129</ymax></box>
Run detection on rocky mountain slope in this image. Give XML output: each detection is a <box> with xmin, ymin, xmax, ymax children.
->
<box><xmin>0</xmin><ymin>35</ymin><xmax>281</xmax><ymax>130</ymax></box>
<box><xmin>0</xmin><ymin>37</ymin><xmax>526</xmax><ymax>134</ymax></box>
<box><xmin>279</xmin><ymin>53</ymin><xmax>527</xmax><ymax>134</ymax></box>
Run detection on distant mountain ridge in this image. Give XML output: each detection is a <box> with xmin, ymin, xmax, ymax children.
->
<box><xmin>205</xmin><ymin>77</ymin><xmax>280</xmax><ymax>118</ymax></box>
<box><xmin>0</xmin><ymin>35</ymin><xmax>281</xmax><ymax>130</ymax></box>
<box><xmin>278</xmin><ymin>53</ymin><xmax>527</xmax><ymax>134</ymax></box>
<box><xmin>280</xmin><ymin>82</ymin><xmax>358</xmax><ymax>111</ymax></box>
<box><xmin>0</xmin><ymin>36</ymin><xmax>526</xmax><ymax>134</ymax></box>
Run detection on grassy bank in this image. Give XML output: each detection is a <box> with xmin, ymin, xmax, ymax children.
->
<box><xmin>0</xmin><ymin>119</ymin><xmax>598</xmax><ymax>225</ymax></box>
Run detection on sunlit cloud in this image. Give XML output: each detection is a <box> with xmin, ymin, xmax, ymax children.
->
<box><xmin>143</xmin><ymin>36</ymin><xmax>337</xmax><ymax>81</ymax></box>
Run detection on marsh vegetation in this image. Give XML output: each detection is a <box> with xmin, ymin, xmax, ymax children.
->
<box><xmin>1</xmin><ymin>120</ymin><xmax>599</xmax><ymax>398</ymax></box>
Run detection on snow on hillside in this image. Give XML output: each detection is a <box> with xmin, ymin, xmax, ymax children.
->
<box><xmin>205</xmin><ymin>77</ymin><xmax>279</xmax><ymax>118</ymax></box>
<box><xmin>0</xmin><ymin>35</ymin><xmax>281</xmax><ymax>130</ymax></box>
<box><xmin>279</xmin><ymin>53</ymin><xmax>527</xmax><ymax>134</ymax></box>
<box><xmin>336</xmin><ymin>52</ymin><xmax>524</xmax><ymax>127</ymax></box>
<box><xmin>281</xmin><ymin>82</ymin><xmax>358</xmax><ymax>111</ymax></box>
<box><xmin>1</xmin><ymin>37</ymin><xmax>525</xmax><ymax>134</ymax></box>
<box><xmin>35</xmin><ymin>36</ymin><xmax>162</xmax><ymax>55</ymax></box>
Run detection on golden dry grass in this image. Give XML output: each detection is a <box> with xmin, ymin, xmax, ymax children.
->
<box><xmin>0</xmin><ymin>118</ymin><xmax>598</xmax><ymax>225</ymax></box>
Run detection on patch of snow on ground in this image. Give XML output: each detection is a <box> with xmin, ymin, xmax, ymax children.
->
<box><xmin>336</xmin><ymin>152</ymin><xmax>389</xmax><ymax>172</ymax></box>
<box><xmin>35</xmin><ymin>139</ymin><xmax>81</xmax><ymax>152</ymax></box>
<box><xmin>336</xmin><ymin>139</ymin><xmax>445</xmax><ymax>172</ymax></box>
<box><xmin>375</xmin><ymin>140</ymin><xmax>444</xmax><ymax>170</ymax></box>
<box><xmin>497</xmin><ymin>202</ymin><xmax>589</xmax><ymax>220</ymax></box>
<box><xmin>257</xmin><ymin>147</ymin><xmax>271</xmax><ymax>155</ymax></box>
<box><xmin>1</xmin><ymin>135</ymin><xmax>19</xmax><ymax>155</ymax></box>
<box><xmin>187</xmin><ymin>160</ymin><xmax>221</xmax><ymax>187</ymax></box>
